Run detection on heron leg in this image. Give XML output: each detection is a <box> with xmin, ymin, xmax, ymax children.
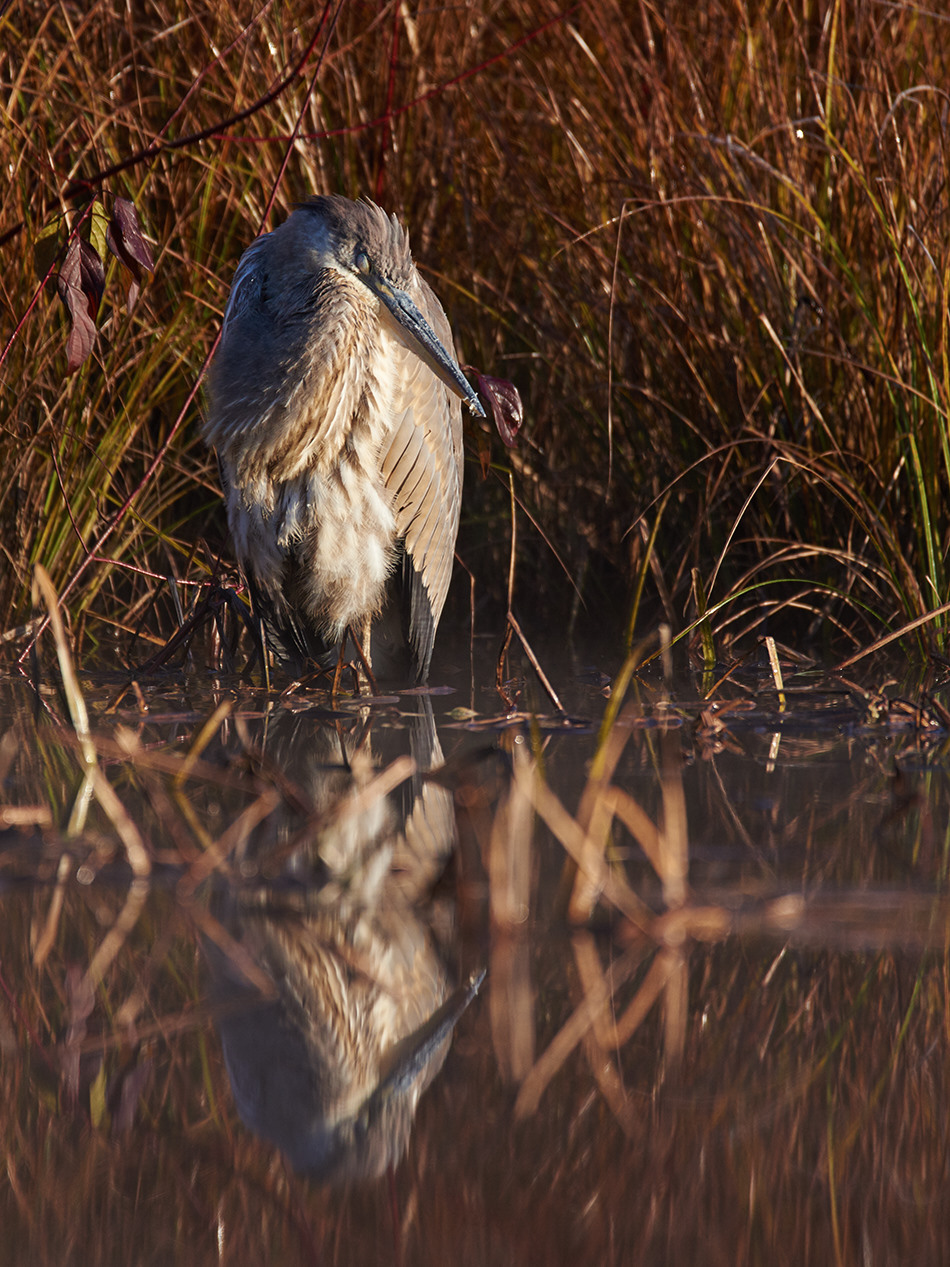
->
<box><xmin>330</xmin><ymin>640</ymin><xmax>347</xmax><ymax>703</ymax></box>
<box><xmin>347</xmin><ymin>621</ymin><xmax>379</xmax><ymax>695</ymax></box>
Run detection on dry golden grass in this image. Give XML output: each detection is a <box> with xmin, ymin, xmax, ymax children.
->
<box><xmin>2</xmin><ymin>0</ymin><xmax>949</xmax><ymax>667</ymax></box>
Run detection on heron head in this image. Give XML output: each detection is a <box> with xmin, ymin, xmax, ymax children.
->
<box><xmin>295</xmin><ymin>196</ymin><xmax>485</xmax><ymax>418</ymax></box>
<box><xmin>297</xmin><ymin>195</ymin><xmax>414</xmax><ymax>289</ymax></box>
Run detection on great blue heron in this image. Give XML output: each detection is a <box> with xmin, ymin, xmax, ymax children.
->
<box><xmin>204</xmin><ymin>195</ymin><xmax>485</xmax><ymax>682</ymax></box>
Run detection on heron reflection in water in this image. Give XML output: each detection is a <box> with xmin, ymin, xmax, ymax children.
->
<box><xmin>204</xmin><ymin>195</ymin><xmax>485</xmax><ymax>681</ymax></box>
<box><xmin>205</xmin><ymin>701</ymin><xmax>483</xmax><ymax>1182</ymax></box>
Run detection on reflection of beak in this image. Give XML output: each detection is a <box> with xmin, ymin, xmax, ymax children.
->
<box><xmin>367</xmin><ymin>274</ymin><xmax>486</xmax><ymax>418</ymax></box>
<box><xmin>373</xmin><ymin>967</ymin><xmax>486</xmax><ymax>1098</ymax></box>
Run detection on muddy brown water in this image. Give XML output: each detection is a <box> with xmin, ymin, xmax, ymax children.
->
<box><xmin>1</xmin><ymin>643</ymin><xmax>948</xmax><ymax>1264</ymax></box>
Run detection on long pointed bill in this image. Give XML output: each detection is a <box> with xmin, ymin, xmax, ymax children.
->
<box><xmin>369</xmin><ymin>277</ymin><xmax>486</xmax><ymax>418</ymax></box>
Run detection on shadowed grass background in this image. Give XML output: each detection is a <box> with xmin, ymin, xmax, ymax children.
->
<box><xmin>2</xmin><ymin>0</ymin><xmax>949</xmax><ymax>663</ymax></box>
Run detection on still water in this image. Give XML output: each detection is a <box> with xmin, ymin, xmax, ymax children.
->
<box><xmin>0</xmin><ymin>644</ymin><xmax>948</xmax><ymax>1264</ymax></box>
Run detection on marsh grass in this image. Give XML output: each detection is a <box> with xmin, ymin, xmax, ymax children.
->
<box><xmin>2</xmin><ymin>0</ymin><xmax>950</xmax><ymax>668</ymax></box>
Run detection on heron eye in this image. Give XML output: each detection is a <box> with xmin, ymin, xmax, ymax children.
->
<box><xmin>354</xmin><ymin>250</ymin><xmax>371</xmax><ymax>275</ymax></box>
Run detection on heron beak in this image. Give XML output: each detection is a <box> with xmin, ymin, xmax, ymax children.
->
<box><xmin>369</xmin><ymin>969</ymin><xmax>486</xmax><ymax>1104</ymax></box>
<box><xmin>369</xmin><ymin>277</ymin><xmax>486</xmax><ymax>418</ymax></box>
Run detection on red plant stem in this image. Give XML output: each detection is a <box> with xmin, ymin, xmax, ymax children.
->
<box><xmin>89</xmin><ymin>558</ymin><xmax>209</xmax><ymax>586</ymax></box>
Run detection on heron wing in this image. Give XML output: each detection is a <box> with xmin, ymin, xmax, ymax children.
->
<box><xmin>379</xmin><ymin>279</ymin><xmax>463</xmax><ymax>680</ymax></box>
<box><xmin>389</xmin><ymin>695</ymin><xmax>457</xmax><ymax>900</ymax></box>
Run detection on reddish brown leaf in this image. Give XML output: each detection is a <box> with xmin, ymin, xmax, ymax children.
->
<box><xmin>66</xmin><ymin>318</ymin><xmax>97</xmax><ymax>372</ymax></box>
<box><xmin>106</xmin><ymin>196</ymin><xmax>154</xmax><ymax>273</ymax></box>
<box><xmin>56</xmin><ymin>237</ymin><xmax>101</xmax><ymax>372</ymax></box>
<box><xmin>105</xmin><ymin>198</ymin><xmax>152</xmax><ymax>313</ymax></box>
<box><xmin>78</xmin><ymin>238</ymin><xmax>105</xmax><ymax>316</ymax></box>
<box><xmin>469</xmin><ymin>371</ymin><xmax>524</xmax><ymax>447</ymax></box>
<box><xmin>56</xmin><ymin>236</ymin><xmax>81</xmax><ymax>303</ymax></box>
